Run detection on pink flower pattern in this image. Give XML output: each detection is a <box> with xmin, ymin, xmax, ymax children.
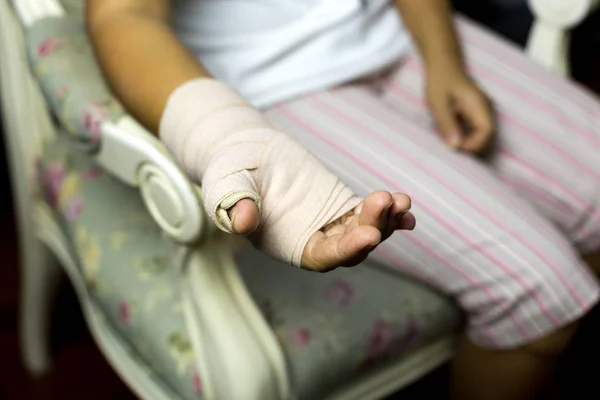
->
<box><xmin>64</xmin><ymin>197</ymin><xmax>84</xmax><ymax>222</ymax></box>
<box><xmin>192</xmin><ymin>369</ymin><xmax>203</xmax><ymax>396</ymax></box>
<box><xmin>82</xmin><ymin>103</ymin><xmax>110</xmax><ymax>143</ymax></box>
<box><xmin>388</xmin><ymin>315</ymin><xmax>425</xmax><ymax>358</ymax></box>
<box><xmin>82</xmin><ymin>166</ymin><xmax>103</xmax><ymax>181</ymax></box>
<box><xmin>290</xmin><ymin>328</ymin><xmax>311</xmax><ymax>347</ymax></box>
<box><xmin>37</xmin><ymin>37</ymin><xmax>61</xmax><ymax>57</ymax></box>
<box><xmin>399</xmin><ymin>315</ymin><xmax>423</xmax><ymax>348</ymax></box>
<box><xmin>42</xmin><ymin>162</ymin><xmax>65</xmax><ymax>207</ymax></box>
<box><xmin>365</xmin><ymin>318</ymin><xmax>394</xmax><ymax>359</ymax></box>
<box><xmin>358</xmin><ymin>313</ymin><xmax>427</xmax><ymax>372</ymax></box>
<box><xmin>118</xmin><ymin>300</ymin><xmax>132</xmax><ymax>327</ymax></box>
<box><xmin>56</xmin><ymin>84</ymin><xmax>69</xmax><ymax>99</ymax></box>
<box><xmin>324</xmin><ymin>279</ymin><xmax>356</xmax><ymax>307</ymax></box>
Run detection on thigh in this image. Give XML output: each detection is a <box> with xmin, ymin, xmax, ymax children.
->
<box><xmin>380</xmin><ymin>16</ymin><xmax>600</xmax><ymax>255</ymax></box>
<box><xmin>265</xmin><ymin>85</ymin><xmax>599</xmax><ymax>349</ymax></box>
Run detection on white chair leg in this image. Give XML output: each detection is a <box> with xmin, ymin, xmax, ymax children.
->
<box><xmin>19</xmin><ymin>227</ymin><xmax>62</xmax><ymax>376</ymax></box>
<box><xmin>0</xmin><ymin>0</ymin><xmax>62</xmax><ymax>376</ymax></box>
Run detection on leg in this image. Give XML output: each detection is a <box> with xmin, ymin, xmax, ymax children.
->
<box><xmin>452</xmin><ymin>325</ymin><xmax>579</xmax><ymax>400</ymax></box>
<box><xmin>19</xmin><ymin>228</ymin><xmax>62</xmax><ymax>376</ymax></box>
<box><xmin>266</xmin><ymin>85</ymin><xmax>599</xmax><ymax>400</ymax></box>
<box><xmin>382</xmin><ymin>16</ymin><xmax>600</xmax><ymax>272</ymax></box>
<box><xmin>377</xmin><ymin>17</ymin><xmax>600</xmax><ymax>400</ymax></box>
<box><xmin>584</xmin><ymin>253</ymin><xmax>600</xmax><ymax>276</ymax></box>
<box><xmin>381</xmin><ymin>16</ymin><xmax>600</xmax><ymax>257</ymax></box>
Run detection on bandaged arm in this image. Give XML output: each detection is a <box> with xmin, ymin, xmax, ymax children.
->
<box><xmin>88</xmin><ymin>0</ymin><xmax>360</xmax><ymax>265</ymax></box>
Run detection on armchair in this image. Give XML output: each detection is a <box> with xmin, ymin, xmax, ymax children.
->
<box><xmin>2</xmin><ymin>0</ymin><xmax>593</xmax><ymax>398</ymax></box>
<box><xmin>0</xmin><ymin>1</ymin><xmax>461</xmax><ymax>399</ymax></box>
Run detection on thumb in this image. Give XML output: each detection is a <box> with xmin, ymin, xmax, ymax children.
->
<box><xmin>227</xmin><ymin>198</ymin><xmax>261</xmax><ymax>235</ymax></box>
<box><xmin>203</xmin><ymin>168</ymin><xmax>263</xmax><ymax>235</ymax></box>
<box><xmin>430</xmin><ymin>100</ymin><xmax>462</xmax><ymax>149</ymax></box>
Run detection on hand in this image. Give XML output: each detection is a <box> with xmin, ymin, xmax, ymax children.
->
<box><xmin>233</xmin><ymin>191</ymin><xmax>416</xmax><ymax>273</ymax></box>
<box><xmin>425</xmin><ymin>67</ymin><xmax>496</xmax><ymax>154</ymax></box>
<box><xmin>301</xmin><ymin>191</ymin><xmax>416</xmax><ymax>272</ymax></box>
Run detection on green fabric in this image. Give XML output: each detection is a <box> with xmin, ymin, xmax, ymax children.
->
<box><xmin>59</xmin><ymin>0</ymin><xmax>85</xmax><ymax>20</ymax></box>
<box><xmin>38</xmin><ymin>135</ymin><xmax>198</xmax><ymax>399</ymax></box>
<box><xmin>37</xmin><ymin>136</ymin><xmax>461</xmax><ymax>400</ymax></box>
<box><xmin>27</xmin><ymin>17</ymin><xmax>124</xmax><ymax>149</ymax></box>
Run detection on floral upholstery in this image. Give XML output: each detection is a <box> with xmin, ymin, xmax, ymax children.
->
<box><xmin>26</xmin><ymin>17</ymin><xmax>124</xmax><ymax>148</ymax></box>
<box><xmin>37</xmin><ymin>135</ymin><xmax>462</xmax><ymax>400</ymax></box>
<box><xmin>38</xmin><ymin>136</ymin><xmax>199</xmax><ymax>400</ymax></box>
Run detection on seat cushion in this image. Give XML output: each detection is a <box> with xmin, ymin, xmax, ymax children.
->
<box><xmin>37</xmin><ymin>135</ymin><xmax>462</xmax><ymax>400</ymax></box>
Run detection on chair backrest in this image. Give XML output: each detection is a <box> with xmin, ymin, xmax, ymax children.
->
<box><xmin>0</xmin><ymin>0</ymin><xmax>56</xmax><ymax>192</ymax></box>
<box><xmin>0</xmin><ymin>0</ymin><xmax>60</xmax><ymax>273</ymax></box>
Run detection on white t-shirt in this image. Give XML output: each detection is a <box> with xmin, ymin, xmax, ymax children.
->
<box><xmin>173</xmin><ymin>0</ymin><xmax>410</xmax><ymax>109</ymax></box>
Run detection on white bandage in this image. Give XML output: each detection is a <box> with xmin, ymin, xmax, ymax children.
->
<box><xmin>159</xmin><ymin>79</ymin><xmax>360</xmax><ymax>266</ymax></box>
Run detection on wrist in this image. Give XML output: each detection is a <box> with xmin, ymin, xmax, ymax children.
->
<box><xmin>424</xmin><ymin>52</ymin><xmax>467</xmax><ymax>78</ymax></box>
<box><xmin>159</xmin><ymin>78</ymin><xmax>273</xmax><ymax>177</ymax></box>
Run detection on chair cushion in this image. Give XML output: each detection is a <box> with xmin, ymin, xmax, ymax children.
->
<box><xmin>37</xmin><ymin>135</ymin><xmax>462</xmax><ymax>400</ymax></box>
<box><xmin>38</xmin><ymin>136</ymin><xmax>200</xmax><ymax>399</ymax></box>
<box><xmin>27</xmin><ymin>17</ymin><xmax>124</xmax><ymax>149</ymax></box>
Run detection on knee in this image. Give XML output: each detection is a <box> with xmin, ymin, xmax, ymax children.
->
<box><xmin>583</xmin><ymin>251</ymin><xmax>600</xmax><ymax>278</ymax></box>
<box><xmin>465</xmin><ymin>249</ymin><xmax>599</xmax><ymax>351</ymax></box>
<box><xmin>519</xmin><ymin>321</ymin><xmax>580</xmax><ymax>360</ymax></box>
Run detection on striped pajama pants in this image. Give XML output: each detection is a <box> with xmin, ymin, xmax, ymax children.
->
<box><xmin>264</xmin><ymin>18</ymin><xmax>600</xmax><ymax>349</ymax></box>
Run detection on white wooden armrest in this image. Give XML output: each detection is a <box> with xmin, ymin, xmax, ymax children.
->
<box><xmin>526</xmin><ymin>0</ymin><xmax>600</xmax><ymax>76</ymax></box>
<box><xmin>12</xmin><ymin>0</ymin><xmax>207</xmax><ymax>244</ymax></box>
<box><xmin>97</xmin><ymin>117</ymin><xmax>206</xmax><ymax>243</ymax></box>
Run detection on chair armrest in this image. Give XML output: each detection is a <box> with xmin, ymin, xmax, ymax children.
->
<box><xmin>22</xmin><ymin>13</ymin><xmax>206</xmax><ymax>243</ymax></box>
<box><xmin>526</xmin><ymin>0</ymin><xmax>600</xmax><ymax>75</ymax></box>
<box><xmin>11</xmin><ymin>6</ymin><xmax>291</xmax><ymax>400</ymax></box>
<box><xmin>97</xmin><ymin>117</ymin><xmax>207</xmax><ymax>243</ymax></box>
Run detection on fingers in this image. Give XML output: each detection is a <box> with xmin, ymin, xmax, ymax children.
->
<box><xmin>302</xmin><ymin>191</ymin><xmax>416</xmax><ymax>272</ymax></box>
<box><xmin>390</xmin><ymin>192</ymin><xmax>411</xmax><ymax>214</ymax></box>
<box><xmin>457</xmin><ymin>94</ymin><xmax>495</xmax><ymax>154</ymax></box>
<box><xmin>358</xmin><ymin>190</ymin><xmax>394</xmax><ymax>232</ymax></box>
<box><xmin>397</xmin><ymin>211</ymin><xmax>416</xmax><ymax>230</ymax></box>
<box><xmin>356</xmin><ymin>192</ymin><xmax>414</xmax><ymax>241</ymax></box>
<box><xmin>428</xmin><ymin>97</ymin><xmax>463</xmax><ymax>149</ymax></box>
<box><xmin>428</xmin><ymin>75</ymin><xmax>497</xmax><ymax>155</ymax></box>
<box><xmin>227</xmin><ymin>198</ymin><xmax>260</xmax><ymax>235</ymax></box>
<box><xmin>302</xmin><ymin>226</ymin><xmax>382</xmax><ymax>272</ymax></box>
<box><xmin>383</xmin><ymin>193</ymin><xmax>415</xmax><ymax>238</ymax></box>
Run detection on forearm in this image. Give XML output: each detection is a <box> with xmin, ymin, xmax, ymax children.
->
<box><xmin>394</xmin><ymin>0</ymin><xmax>465</xmax><ymax>73</ymax></box>
<box><xmin>87</xmin><ymin>2</ymin><xmax>210</xmax><ymax>133</ymax></box>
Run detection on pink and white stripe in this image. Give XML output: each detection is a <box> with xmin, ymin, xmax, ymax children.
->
<box><xmin>264</xmin><ymin>17</ymin><xmax>600</xmax><ymax>349</ymax></box>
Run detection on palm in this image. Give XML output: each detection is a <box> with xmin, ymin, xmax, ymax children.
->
<box><xmin>301</xmin><ymin>191</ymin><xmax>415</xmax><ymax>272</ymax></box>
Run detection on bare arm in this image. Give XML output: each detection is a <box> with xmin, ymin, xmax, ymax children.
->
<box><xmin>393</xmin><ymin>0</ymin><xmax>495</xmax><ymax>154</ymax></box>
<box><xmin>87</xmin><ymin>0</ymin><xmax>210</xmax><ymax>133</ymax></box>
<box><xmin>393</xmin><ymin>0</ymin><xmax>465</xmax><ymax>74</ymax></box>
